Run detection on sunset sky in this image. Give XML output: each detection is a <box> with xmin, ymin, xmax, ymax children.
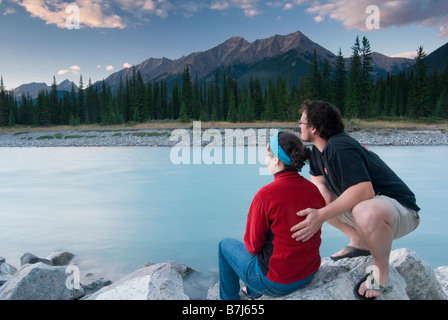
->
<box><xmin>0</xmin><ymin>0</ymin><xmax>447</xmax><ymax>89</ymax></box>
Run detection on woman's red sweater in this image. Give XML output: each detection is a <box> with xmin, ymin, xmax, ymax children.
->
<box><xmin>244</xmin><ymin>170</ymin><xmax>325</xmax><ymax>284</ymax></box>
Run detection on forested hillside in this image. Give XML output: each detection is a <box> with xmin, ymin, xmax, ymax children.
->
<box><xmin>1</xmin><ymin>36</ymin><xmax>447</xmax><ymax>127</ymax></box>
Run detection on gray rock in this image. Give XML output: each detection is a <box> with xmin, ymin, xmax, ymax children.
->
<box><xmin>390</xmin><ymin>248</ymin><xmax>447</xmax><ymax>300</ymax></box>
<box><xmin>207</xmin><ymin>248</ymin><xmax>447</xmax><ymax>300</ymax></box>
<box><xmin>46</xmin><ymin>251</ymin><xmax>75</xmax><ymax>266</ymax></box>
<box><xmin>435</xmin><ymin>266</ymin><xmax>448</xmax><ymax>296</ymax></box>
<box><xmin>85</xmin><ymin>261</ymin><xmax>190</xmax><ymax>300</ymax></box>
<box><xmin>0</xmin><ymin>262</ymin><xmax>81</xmax><ymax>300</ymax></box>
<box><xmin>20</xmin><ymin>252</ymin><xmax>51</xmax><ymax>266</ymax></box>
<box><xmin>82</xmin><ymin>278</ymin><xmax>113</xmax><ymax>296</ymax></box>
<box><xmin>0</xmin><ymin>257</ymin><xmax>17</xmax><ymax>287</ymax></box>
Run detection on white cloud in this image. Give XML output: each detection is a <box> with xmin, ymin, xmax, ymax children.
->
<box><xmin>283</xmin><ymin>3</ymin><xmax>293</xmax><ymax>10</ymax></box>
<box><xmin>210</xmin><ymin>2</ymin><xmax>229</xmax><ymax>11</ymax></box>
<box><xmin>3</xmin><ymin>7</ymin><xmax>16</xmax><ymax>15</ymax></box>
<box><xmin>16</xmin><ymin>0</ymin><xmax>125</xmax><ymax>29</ymax></box>
<box><xmin>123</xmin><ymin>62</ymin><xmax>131</xmax><ymax>68</ymax></box>
<box><xmin>210</xmin><ymin>0</ymin><xmax>262</xmax><ymax>17</ymax></box>
<box><xmin>57</xmin><ymin>65</ymin><xmax>81</xmax><ymax>76</ymax></box>
<box><xmin>302</xmin><ymin>0</ymin><xmax>448</xmax><ymax>38</ymax></box>
<box><xmin>106</xmin><ymin>65</ymin><xmax>114</xmax><ymax>71</ymax></box>
<box><xmin>391</xmin><ymin>51</ymin><xmax>417</xmax><ymax>59</ymax></box>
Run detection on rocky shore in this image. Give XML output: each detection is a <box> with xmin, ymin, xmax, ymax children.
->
<box><xmin>1</xmin><ymin>248</ymin><xmax>447</xmax><ymax>300</ymax></box>
<box><xmin>0</xmin><ymin>126</ymin><xmax>447</xmax><ymax>147</ymax></box>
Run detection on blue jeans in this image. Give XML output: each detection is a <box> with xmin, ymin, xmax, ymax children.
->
<box><xmin>218</xmin><ymin>238</ymin><xmax>315</xmax><ymax>300</ymax></box>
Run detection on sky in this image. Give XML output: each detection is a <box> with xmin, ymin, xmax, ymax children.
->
<box><xmin>0</xmin><ymin>0</ymin><xmax>447</xmax><ymax>90</ymax></box>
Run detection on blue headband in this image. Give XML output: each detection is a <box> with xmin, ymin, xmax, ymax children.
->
<box><xmin>270</xmin><ymin>131</ymin><xmax>291</xmax><ymax>166</ymax></box>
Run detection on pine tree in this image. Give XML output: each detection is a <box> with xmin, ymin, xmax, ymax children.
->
<box><xmin>320</xmin><ymin>59</ymin><xmax>331</xmax><ymax>102</ymax></box>
<box><xmin>332</xmin><ymin>48</ymin><xmax>347</xmax><ymax>114</ymax></box>
<box><xmin>171</xmin><ymin>81</ymin><xmax>180</xmax><ymax>120</ymax></box>
<box><xmin>249</xmin><ymin>77</ymin><xmax>263</xmax><ymax>120</ymax></box>
<box><xmin>49</xmin><ymin>76</ymin><xmax>59</xmax><ymax>125</ymax></box>
<box><xmin>77</xmin><ymin>75</ymin><xmax>85</xmax><ymax>124</ymax></box>
<box><xmin>305</xmin><ymin>49</ymin><xmax>322</xmax><ymax>100</ymax></box>
<box><xmin>345</xmin><ymin>36</ymin><xmax>363</xmax><ymax>118</ymax></box>
<box><xmin>226</xmin><ymin>91</ymin><xmax>237</xmax><ymax>122</ymax></box>
<box><xmin>181</xmin><ymin>65</ymin><xmax>193</xmax><ymax>120</ymax></box>
<box><xmin>0</xmin><ymin>77</ymin><xmax>8</xmax><ymax>126</ymax></box>
<box><xmin>437</xmin><ymin>58</ymin><xmax>448</xmax><ymax>118</ymax></box>
<box><xmin>36</xmin><ymin>90</ymin><xmax>50</xmax><ymax>126</ymax></box>
<box><xmin>428</xmin><ymin>67</ymin><xmax>441</xmax><ymax>116</ymax></box>
<box><xmin>360</xmin><ymin>36</ymin><xmax>373</xmax><ymax>117</ymax></box>
<box><xmin>408</xmin><ymin>47</ymin><xmax>430</xmax><ymax>118</ymax></box>
<box><xmin>265</xmin><ymin>79</ymin><xmax>276</xmax><ymax>121</ymax></box>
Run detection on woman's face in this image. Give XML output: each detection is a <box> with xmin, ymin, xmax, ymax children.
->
<box><xmin>265</xmin><ymin>144</ymin><xmax>279</xmax><ymax>175</ymax></box>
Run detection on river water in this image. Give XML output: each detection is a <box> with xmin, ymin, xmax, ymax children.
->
<box><xmin>0</xmin><ymin>146</ymin><xmax>447</xmax><ymax>297</ymax></box>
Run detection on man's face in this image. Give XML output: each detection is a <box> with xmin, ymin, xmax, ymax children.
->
<box><xmin>299</xmin><ymin>112</ymin><xmax>312</xmax><ymax>142</ymax></box>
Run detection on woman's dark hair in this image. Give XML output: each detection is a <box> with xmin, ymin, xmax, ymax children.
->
<box><xmin>299</xmin><ymin>100</ymin><xmax>344</xmax><ymax>140</ymax></box>
<box><xmin>270</xmin><ymin>131</ymin><xmax>311</xmax><ymax>171</ymax></box>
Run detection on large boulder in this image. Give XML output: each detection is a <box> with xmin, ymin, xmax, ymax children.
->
<box><xmin>0</xmin><ymin>257</ymin><xmax>17</xmax><ymax>287</ymax></box>
<box><xmin>84</xmin><ymin>260</ymin><xmax>192</xmax><ymax>300</ymax></box>
<box><xmin>207</xmin><ymin>248</ymin><xmax>448</xmax><ymax>300</ymax></box>
<box><xmin>390</xmin><ymin>248</ymin><xmax>446</xmax><ymax>300</ymax></box>
<box><xmin>0</xmin><ymin>262</ymin><xmax>82</xmax><ymax>300</ymax></box>
<box><xmin>435</xmin><ymin>267</ymin><xmax>448</xmax><ymax>296</ymax></box>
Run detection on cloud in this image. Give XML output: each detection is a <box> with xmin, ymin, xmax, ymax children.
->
<box><xmin>16</xmin><ymin>0</ymin><xmax>125</xmax><ymax>29</ymax></box>
<box><xmin>3</xmin><ymin>7</ymin><xmax>16</xmax><ymax>15</ymax></box>
<box><xmin>210</xmin><ymin>2</ymin><xmax>229</xmax><ymax>11</ymax></box>
<box><xmin>301</xmin><ymin>0</ymin><xmax>448</xmax><ymax>38</ymax></box>
<box><xmin>123</xmin><ymin>62</ymin><xmax>131</xmax><ymax>68</ymax></box>
<box><xmin>391</xmin><ymin>51</ymin><xmax>418</xmax><ymax>59</ymax></box>
<box><xmin>210</xmin><ymin>0</ymin><xmax>262</xmax><ymax>17</ymax></box>
<box><xmin>57</xmin><ymin>65</ymin><xmax>81</xmax><ymax>76</ymax></box>
<box><xmin>106</xmin><ymin>65</ymin><xmax>114</xmax><ymax>71</ymax></box>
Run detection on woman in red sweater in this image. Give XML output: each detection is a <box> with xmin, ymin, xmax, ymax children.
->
<box><xmin>218</xmin><ymin>131</ymin><xmax>325</xmax><ymax>300</ymax></box>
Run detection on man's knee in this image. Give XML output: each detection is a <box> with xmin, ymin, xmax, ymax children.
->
<box><xmin>351</xmin><ymin>199</ymin><xmax>394</xmax><ymax>233</ymax></box>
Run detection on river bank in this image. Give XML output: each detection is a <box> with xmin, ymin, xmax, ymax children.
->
<box><xmin>1</xmin><ymin>249</ymin><xmax>447</xmax><ymax>300</ymax></box>
<box><xmin>0</xmin><ymin>122</ymin><xmax>447</xmax><ymax>147</ymax></box>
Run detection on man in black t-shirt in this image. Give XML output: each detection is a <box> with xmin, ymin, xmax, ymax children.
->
<box><xmin>290</xmin><ymin>100</ymin><xmax>420</xmax><ymax>300</ymax></box>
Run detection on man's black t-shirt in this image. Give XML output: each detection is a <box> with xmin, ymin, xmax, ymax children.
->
<box><xmin>309</xmin><ymin>132</ymin><xmax>420</xmax><ymax>212</ymax></box>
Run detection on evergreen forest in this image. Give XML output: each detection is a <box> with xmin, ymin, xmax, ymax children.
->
<box><xmin>1</xmin><ymin>36</ymin><xmax>448</xmax><ymax>127</ymax></box>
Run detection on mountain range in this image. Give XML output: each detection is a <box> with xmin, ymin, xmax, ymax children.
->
<box><xmin>13</xmin><ymin>30</ymin><xmax>448</xmax><ymax>98</ymax></box>
<box><xmin>101</xmin><ymin>30</ymin><xmax>417</xmax><ymax>92</ymax></box>
<box><xmin>13</xmin><ymin>79</ymin><xmax>78</xmax><ymax>100</ymax></box>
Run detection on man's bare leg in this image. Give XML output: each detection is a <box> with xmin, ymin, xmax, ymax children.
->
<box><xmin>351</xmin><ymin>198</ymin><xmax>395</xmax><ymax>298</ymax></box>
<box><xmin>327</xmin><ymin>216</ymin><xmax>369</xmax><ymax>259</ymax></box>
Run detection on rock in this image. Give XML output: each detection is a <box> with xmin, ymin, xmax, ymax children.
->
<box><xmin>84</xmin><ymin>261</ymin><xmax>190</xmax><ymax>300</ymax></box>
<box><xmin>390</xmin><ymin>248</ymin><xmax>446</xmax><ymax>300</ymax></box>
<box><xmin>435</xmin><ymin>267</ymin><xmax>448</xmax><ymax>296</ymax></box>
<box><xmin>46</xmin><ymin>251</ymin><xmax>75</xmax><ymax>266</ymax></box>
<box><xmin>82</xmin><ymin>278</ymin><xmax>113</xmax><ymax>296</ymax></box>
<box><xmin>20</xmin><ymin>252</ymin><xmax>51</xmax><ymax>266</ymax></box>
<box><xmin>0</xmin><ymin>262</ymin><xmax>82</xmax><ymax>300</ymax></box>
<box><xmin>207</xmin><ymin>248</ymin><xmax>448</xmax><ymax>300</ymax></box>
<box><xmin>0</xmin><ymin>257</ymin><xmax>17</xmax><ymax>287</ymax></box>
<box><xmin>1</xmin><ymin>248</ymin><xmax>446</xmax><ymax>300</ymax></box>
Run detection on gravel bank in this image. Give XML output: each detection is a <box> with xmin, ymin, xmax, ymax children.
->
<box><xmin>0</xmin><ymin>127</ymin><xmax>447</xmax><ymax>147</ymax></box>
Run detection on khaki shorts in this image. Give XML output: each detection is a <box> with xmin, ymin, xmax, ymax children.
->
<box><xmin>338</xmin><ymin>195</ymin><xmax>420</xmax><ymax>240</ymax></box>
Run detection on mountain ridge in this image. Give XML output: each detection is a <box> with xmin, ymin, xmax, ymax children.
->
<box><xmin>100</xmin><ymin>30</ymin><xmax>414</xmax><ymax>91</ymax></box>
<box><xmin>13</xmin><ymin>79</ymin><xmax>78</xmax><ymax>99</ymax></box>
<box><xmin>15</xmin><ymin>30</ymin><xmax>447</xmax><ymax>97</ymax></box>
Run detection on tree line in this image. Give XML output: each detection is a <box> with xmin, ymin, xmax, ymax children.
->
<box><xmin>1</xmin><ymin>36</ymin><xmax>447</xmax><ymax>127</ymax></box>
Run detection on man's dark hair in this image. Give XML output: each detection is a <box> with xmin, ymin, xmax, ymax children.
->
<box><xmin>299</xmin><ymin>100</ymin><xmax>345</xmax><ymax>140</ymax></box>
